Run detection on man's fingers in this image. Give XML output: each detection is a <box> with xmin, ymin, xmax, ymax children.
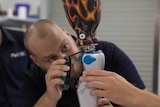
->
<box><xmin>86</xmin><ymin>81</ymin><xmax>105</xmax><ymax>89</ymax></box>
<box><xmin>79</xmin><ymin>75</ymin><xmax>111</xmax><ymax>83</ymax></box>
<box><xmin>98</xmin><ymin>97</ymin><xmax>113</xmax><ymax>107</ymax></box>
<box><xmin>50</xmin><ymin>78</ymin><xmax>64</xmax><ymax>85</ymax></box>
<box><xmin>83</xmin><ymin>70</ymin><xmax>116</xmax><ymax>77</ymax></box>
<box><xmin>91</xmin><ymin>89</ymin><xmax>106</xmax><ymax>97</ymax></box>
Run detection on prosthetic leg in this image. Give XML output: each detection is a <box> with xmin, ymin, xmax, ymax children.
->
<box><xmin>62</xmin><ymin>0</ymin><xmax>105</xmax><ymax>106</ymax></box>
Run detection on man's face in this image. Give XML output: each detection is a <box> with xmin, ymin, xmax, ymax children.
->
<box><xmin>29</xmin><ymin>24</ymin><xmax>83</xmax><ymax>83</ymax></box>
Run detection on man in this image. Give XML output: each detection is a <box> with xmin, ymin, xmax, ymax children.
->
<box><xmin>80</xmin><ymin>70</ymin><xmax>160</xmax><ymax>107</ymax></box>
<box><xmin>19</xmin><ymin>19</ymin><xmax>145</xmax><ymax>107</ymax></box>
<box><xmin>0</xmin><ymin>27</ymin><xmax>33</xmax><ymax>107</ymax></box>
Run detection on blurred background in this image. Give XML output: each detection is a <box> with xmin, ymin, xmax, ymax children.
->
<box><xmin>0</xmin><ymin>0</ymin><xmax>160</xmax><ymax>94</ymax></box>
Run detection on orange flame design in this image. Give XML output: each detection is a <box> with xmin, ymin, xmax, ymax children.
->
<box><xmin>62</xmin><ymin>0</ymin><xmax>101</xmax><ymax>46</ymax></box>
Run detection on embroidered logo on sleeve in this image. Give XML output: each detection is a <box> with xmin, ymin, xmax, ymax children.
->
<box><xmin>10</xmin><ymin>51</ymin><xmax>26</xmax><ymax>58</ymax></box>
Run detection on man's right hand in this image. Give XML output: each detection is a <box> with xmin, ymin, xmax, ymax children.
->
<box><xmin>45</xmin><ymin>58</ymin><xmax>70</xmax><ymax>101</ymax></box>
<box><xmin>34</xmin><ymin>59</ymin><xmax>70</xmax><ymax>107</ymax></box>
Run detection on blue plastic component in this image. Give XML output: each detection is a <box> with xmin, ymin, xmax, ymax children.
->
<box><xmin>83</xmin><ymin>55</ymin><xmax>96</xmax><ymax>64</ymax></box>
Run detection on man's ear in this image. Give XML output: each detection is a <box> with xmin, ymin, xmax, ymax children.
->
<box><xmin>61</xmin><ymin>27</ymin><xmax>70</xmax><ymax>36</ymax></box>
<box><xmin>30</xmin><ymin>55</ymin><xmax>40</xmax><ymax>67</ymax></box>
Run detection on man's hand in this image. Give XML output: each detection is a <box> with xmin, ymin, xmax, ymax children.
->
<box><xmin>34</xmin><ymin>59</ymin><xmax>70</xmax><ymax>107</ymax></box>
<box><xmin>79</xmin><ymin>70</ymin><xmax>140</xmax><ymax>106</ymax></box>
<box><xmin>45</xmin><ymin>58</ymin><xmax>70</xmax><ymax>101</ymax></box>
<box><xmin>98</xmin><ymin>97</ymin><xmax>113</xmax><ymax>107</ymax></box>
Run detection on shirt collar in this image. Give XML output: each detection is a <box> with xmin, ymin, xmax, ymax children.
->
<box><xmin>1</xmin><ymin>27</ymin><xmax>15</xmax><ymax>44</ymax></box>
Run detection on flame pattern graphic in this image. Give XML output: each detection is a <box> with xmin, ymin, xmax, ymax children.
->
<box><xmin>62</xmin><ymin>0</ymin><xmax>101</xmax><ymax>46</ymax></box>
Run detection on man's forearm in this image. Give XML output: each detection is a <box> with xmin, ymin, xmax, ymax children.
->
<box><xmin>136</xmin><ymin>90</ymin><xmax>160</xmax><ymax>107</ymax></box>
<box><xmin>34</xmin><ymin>92</ymin><xmax>57</xmax><ymax>107</ymax></box>
<box><xmin>120</xmin><ymin>87</ymin><xmax>160</xmax><ymax>107</ymax></box>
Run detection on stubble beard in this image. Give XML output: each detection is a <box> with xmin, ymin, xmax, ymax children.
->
<box><xmin>69</xmin><ymin>60</ymin><xmax>83</xmax><ymax>88</ymax></box>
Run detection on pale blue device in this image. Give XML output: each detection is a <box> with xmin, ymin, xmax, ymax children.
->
<box><xmin>77</xmin><ymin>50</ymin><xmax>105</xmax><ymax>107</ymax></box>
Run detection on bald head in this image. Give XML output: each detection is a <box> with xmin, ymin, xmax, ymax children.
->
<box><xmin>23</xmin><ymin>19</ymin><xmax>81</xmax><ymax>74</ymax></box>
<box><xmin>24</xmin><ymin>19</ymin><xmax>59</xmax><ymax>55</ymax></box>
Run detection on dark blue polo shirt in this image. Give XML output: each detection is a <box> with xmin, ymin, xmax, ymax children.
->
<box><xmin>19</xmin><ymin>40</ymin><xmax>145</xmax><ymax>107</ymax></box>
<box><xmin>0</xmin><ymin>27</ymin><xmax>32</xmax><ymax>107</ymax></box>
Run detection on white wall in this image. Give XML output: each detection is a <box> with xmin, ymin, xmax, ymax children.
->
<box><xmin>158</xmin><ymin>26</ymin><xmax>160</xmax><ymax>95</ymax></box>
<box><xmin>157</xmin><ymin>1</ymin><xmax>160</xmax><ymax>95</ymax></box>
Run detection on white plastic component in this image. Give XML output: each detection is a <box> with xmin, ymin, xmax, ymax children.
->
<box><xmin>77</xmin><ymin>50</ymin><xmax>105</xmax><ymax>107</ymax></box>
